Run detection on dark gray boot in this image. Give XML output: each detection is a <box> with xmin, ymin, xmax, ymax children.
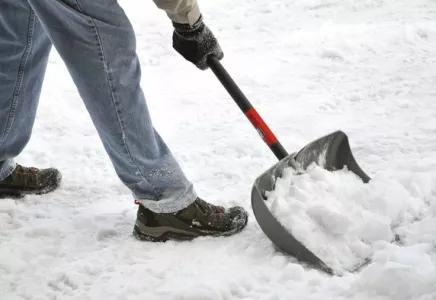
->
<box><xmin>133</xmin><ymin>197</ymin><xmax>248</xmax><ymax>242</ymax></box>
<box><xmin>0</xmin><ymin>164</ymin><xmax>62</xmax><ymax>198</ymax></box>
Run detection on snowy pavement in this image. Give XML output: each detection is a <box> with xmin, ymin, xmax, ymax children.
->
<box><xmin>2</xmin><ymin>0</ymin><xmax>436</xmax><ymax>299</ymax></box>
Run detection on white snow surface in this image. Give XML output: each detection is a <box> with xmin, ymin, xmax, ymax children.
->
<box><xmin>265</xmin><ymin>164</ymin><xmax>433</xmax><ymax>275</ymax></box>
<box><xmin>2</xmin><ymin>0</ymin><xmax>436</xmax><ymax>299</ymax></box>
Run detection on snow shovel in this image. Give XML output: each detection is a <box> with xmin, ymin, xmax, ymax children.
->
<box><xmin>207</xmin><ymin>56</ymin><xmax>371</xmax><ymax>275</ymax></box>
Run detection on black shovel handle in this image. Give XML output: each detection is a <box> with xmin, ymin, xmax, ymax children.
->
<box><xmin>207</xmin><ymin>56</ymin><xmax>289</xmax><ymax>160</ymax></box>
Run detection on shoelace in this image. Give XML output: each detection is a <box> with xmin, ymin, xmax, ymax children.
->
<box><xmin>16</xmin><ymin>165</ymin><xmax>39</xmax><ymax>174</ymax></box>
<box><xmin>196</xmin><ymin>198</ymin><xmax>225</xmax><ymax>214</ymax></box>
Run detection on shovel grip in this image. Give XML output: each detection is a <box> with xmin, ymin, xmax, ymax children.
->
<box><xmin>207</xmin><ymin>56</ymin><xmax>289</xmax><ymax>160</ymax></box>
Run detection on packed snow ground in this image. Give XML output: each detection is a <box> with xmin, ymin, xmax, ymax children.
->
<box><xmin>1</xmin><ymin>0</ymin><xmax>436</xmax><ymax>299</ymax></box>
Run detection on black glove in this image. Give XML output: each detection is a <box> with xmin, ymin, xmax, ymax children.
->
<box><xmin>172</xmin><ymin>15</ymin><xmax>224</xmax><ymax>70</ymax></box>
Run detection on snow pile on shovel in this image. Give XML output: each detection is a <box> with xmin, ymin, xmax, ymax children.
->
<box><xmin>265</xmin><ymin>163</ymin><xmax>427</xmax><ymax>274</ymax></box>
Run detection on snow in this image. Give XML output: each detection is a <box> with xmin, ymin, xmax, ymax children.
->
<box><xmin>2</xmin><ymin>0</ymin><xmax>436</xmax><ymax>299</ymax></box>
<box><xmin>265</xmin><ymin>164</ymin><xmax>430</xmax><ymax>274</ymax></box>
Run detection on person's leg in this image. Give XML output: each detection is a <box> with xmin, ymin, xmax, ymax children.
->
<box><xmin>27</xmin><ymin>0</ymin><xmax>248</xmax><ymax>240</ymax></box>
<box><xmin>0</xmin><ymin>1</ymin><xmax>61</xmax><ymax>197</ymax></box>
<box><xmin>27</xmin><ymin>0</ymin><xmax>196</xmax><ymax>213</ymax></box>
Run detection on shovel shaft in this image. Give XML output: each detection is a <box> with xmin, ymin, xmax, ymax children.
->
<box><xmin>207</xmin><ymin>56</ymin><xmax>288</xmax><ymax>160</ymax></box>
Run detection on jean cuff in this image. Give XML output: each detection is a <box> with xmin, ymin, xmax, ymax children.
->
<box><xmin>135</xmin><ymin>183</ymin><xmax>197</xmax><ymax>213</ymax></box>
<box><xmin>0</xmin><ymin>159</ymin><xmax>16</xmax><ymax>181</ymax></box>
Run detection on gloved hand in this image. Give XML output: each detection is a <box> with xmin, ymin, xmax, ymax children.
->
<box><xmin>172</xmin><ymin>15</ymin><xmax>224</xmax><ymax>70</ymax></box>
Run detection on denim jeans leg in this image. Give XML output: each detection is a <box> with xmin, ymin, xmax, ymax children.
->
<box><xmin>27</xmin><ymin>0</ymin><xmax>197</xmax><ymax>213</ymax></box>
<box><xmin>0</xmin><ymin>1</ymin><xmax>53</xmax><ymax>180</ymax></box>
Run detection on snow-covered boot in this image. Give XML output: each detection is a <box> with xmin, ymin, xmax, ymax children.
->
<box><xmin>0</xmin><ymin>164</ymin><xmax>62</xmax><ymax>198</ymax></box>
<box><xmin>133</xmin><ymin>197</ymin><xmax>248</xmax><ymax>242</ymax></box>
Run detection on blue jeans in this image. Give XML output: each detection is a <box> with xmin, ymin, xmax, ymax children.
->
<box><xmin>0</xmin><ymin>0</ymin><xmax>197</xmax><ymax>213</ymax></box>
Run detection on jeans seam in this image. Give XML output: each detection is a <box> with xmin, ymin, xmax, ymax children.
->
<box><xmin>72</xmin><ymin>0</ymin><xmax>161</xmax><ymax>200</ymax></box>
<box><xmin>0</xmin><ymin>10</ymin><xmax>35</xmax><ymax>145</ymax></box>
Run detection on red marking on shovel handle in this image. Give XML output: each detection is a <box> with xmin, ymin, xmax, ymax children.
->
<box><xmin>245</xmin><ymin>108</ymin><xmax>278</xmax><ymax>146</ymax></box>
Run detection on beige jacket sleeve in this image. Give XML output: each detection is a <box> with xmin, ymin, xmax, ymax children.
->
<box><xmin>152</xmin><ymin>0</ymin><xmax>201</xmax><ymax>25</ymax></box>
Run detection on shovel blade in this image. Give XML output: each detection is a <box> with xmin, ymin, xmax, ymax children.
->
<box><xmin>251</xmin><ymin>130</ymin><xmax>370</xmax><ymax>274</ymax></box>
<box><xmin>293</xmin><ymin>130</ymin><xmax>370</xmax><ymax>183</ymax></box>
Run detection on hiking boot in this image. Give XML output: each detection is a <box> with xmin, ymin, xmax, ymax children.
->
<box><xmin>133</xmin><ymin>197</ymin><xmax>248</xmax><ymax>242</ymax></box>
<box><xmin>0</xmin><ymin>164</ymin><xmax>62</xmax><ymax>198</ymax></box>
